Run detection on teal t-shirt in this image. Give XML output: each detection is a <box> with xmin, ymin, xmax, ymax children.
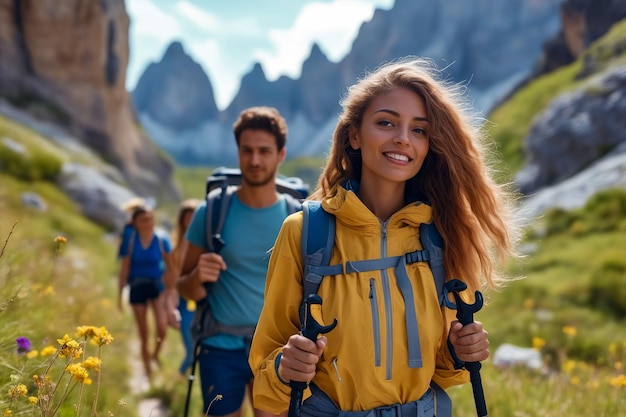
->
<box><xmin>185</xmin><ymin>193</ymin><xmax>290</xmax><ymax>349</ymax></box>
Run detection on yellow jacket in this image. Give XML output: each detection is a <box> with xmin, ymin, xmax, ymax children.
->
<box><xmin>249</xmin><ymin>186</ymin><xmax>468</xmax><ymax>413</ymax></box>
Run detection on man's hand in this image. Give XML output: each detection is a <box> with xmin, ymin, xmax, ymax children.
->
<box><xmin>448</xmin><ymin>320</ymin><xmax>489</xmax><ymax>363</ymax></box>
<box><xmin>278</xmin><ymin>334</ymin><xmax>327</xmax><ymax>383</ymax></box>
<box><xmin>196</xmin><ymin>252</ymin><xmax>227</xmax><ymax>284</ymax></box>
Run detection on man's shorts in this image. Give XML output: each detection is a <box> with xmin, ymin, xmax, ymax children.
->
<box><xmin>129</xmin><ymin>279</ymin><xmax>163</xmax><ymax>304</ymax></box>
<box><xmin>198</xmin><ymin>346</ymin><xmax>252</xmax><ymax>416</ymax></box>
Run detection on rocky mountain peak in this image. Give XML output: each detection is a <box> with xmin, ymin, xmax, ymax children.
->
<box><xmin>132</xmin><ymin>40</ymin><xmax>218</xmax><ymax>130</ymax></box>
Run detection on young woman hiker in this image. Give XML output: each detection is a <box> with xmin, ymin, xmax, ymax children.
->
<box><xmin>249</xmin><ymin>57</ymin><xmax>519</xmax><ymax>417</ymax></box>
<box><xmin>118</xmin><ymin>205</ymin><xmax>176</xmax><ymax>382</ymax></box>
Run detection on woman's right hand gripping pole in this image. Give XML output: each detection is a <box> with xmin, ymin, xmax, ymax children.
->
<box><xmin>284</xmin><ymin>294</ymin><xmax>337</xmax><ymax>417</ymax></box>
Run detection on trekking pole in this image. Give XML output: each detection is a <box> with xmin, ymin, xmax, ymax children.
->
<box><xmin>183</xmin><ymin>282</ymin><xmax>214</xmax><ymax>417</ymax></box>
<box><xmin>183</xmin><ymin>336</ymin><xmax>202</xmax><ymax>417</ymax></box>
<box><xmin>448</xmin><ymin>279</ymin><xmax>488</xmax><ymax>417</ymax></box>
<box><xmin>288</xmin><ymin>294</ymin><xmax>337</xmax><ymax>417</ymax></box>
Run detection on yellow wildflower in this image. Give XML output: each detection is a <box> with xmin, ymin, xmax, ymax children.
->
<box><xmin>40</xmin><ymin>346</ymin><xmax>57</xmax><ymax>356</ymax></box>
<box><xmin>42</xmin><ymin>286</ymin><xmax>55</xmax><ymax>295</ymax></box>
<box><xmin>609</xmin><ymin>374</ymin><xmax>626</xmax><ymax>387</ymax></box>
<box><xmin>76</xmin><ymin>325</ymin><xmax>100</xmax><ymax>339</ymax></box>
<box><xmin>609</xmin><ymin>343</ymin><xmax>616</xmax><ymax>356</ymax></box>
<box><xmin>8</xmin><ymin>384</ymin><xmax>28</xmax><ymax>398</ymax></box>
<box><xmin>522</xmin><ymin>298</ymin><xmax>534</xmax><ymax>310</ymax></box>
<box><xmin>532</xmin><ymin>336</ymin><xmax>546</xmax><ymax>350</ymax></box>
<box><xmin>54</xmin><ymin>236</ymin><xmax>67</xmax><ymax>245</ymax></box>
<box><xmin>83</xmin><ymin>356</ymin><xmax>102</xmax><ymax>371</ymax></box>
<box><xmin>4</xmin><ymin>409</ymin><xmax>12</xmax><ymax>417</ymax></box>
<box><xmin>562</xmin><ymin>359</ymin><xmax>576</xmax><ymax>374</ymax></box>
<box><xmin>562</xmin><ymin>326</ymin><xmax>577</xmax><ymax>336</ymax></box>
<box><xmin>570</xmin><ymin>376</ymin><xmax>580</xmax><ymax>385</ymax></box>
<box><xmin>26</xmin><ymin>350</ymin><xmax>39</xmax><ymax>359</ymax></box>
<box><xmin>28</xmin><ymin>397</ymin><xmax>37</xmax><ymax>406</ymax></box>
<box><xmin>93</xmin><ymin>327</ymin><xmax>114</xmax><ymax>346</ymax></box>
<box><xmin>57</xmin><ymin>335</ymin><xmax>82</xmax><ymax>358</ymax></box>
<box><xmin>66</xmin><ymin>364</ymin><xmax>89</xmax><ymax>383</ymax></box>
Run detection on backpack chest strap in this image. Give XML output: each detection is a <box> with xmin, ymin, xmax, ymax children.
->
<box><xmin>346</xmin><ymin>254</ymin><xmax>424</xmax><ymax>369</ymax></box>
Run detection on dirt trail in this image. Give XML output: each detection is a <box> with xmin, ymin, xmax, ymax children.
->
<box><xmin>128</xmin><ymin>342</ymin><xmax>170</xmax><ymax>417</ymax></box>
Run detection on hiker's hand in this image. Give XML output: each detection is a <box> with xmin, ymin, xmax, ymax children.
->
<box><xmin>167</xmin><ymin>308</ymin><xmax>181</xmax><ymax>329</ymax></box>
<box><xmin>278</xmin><ymin>334</ymin><xmax>327</xmax><ymax>383</ymax></box>
<box><xmin>449</xmin><ymin>320</ymin><xmax>489</xmax><ymax>362</ymax></box>
<box><xmin>196</xmin><ymin>252</ymin><xmax>227</xmax><ymax>285</ymax></box>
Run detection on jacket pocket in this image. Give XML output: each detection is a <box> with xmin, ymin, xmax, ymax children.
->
<box><xmin>369</xmin><ymin>278</ymin><xmax>381</xmax><ymax>367</ymax></box>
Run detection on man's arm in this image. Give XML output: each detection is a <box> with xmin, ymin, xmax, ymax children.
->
<box><xmin>177</xmin><ymin>241</ymin><xmax>207</xmax><ymax>301</ymax></box>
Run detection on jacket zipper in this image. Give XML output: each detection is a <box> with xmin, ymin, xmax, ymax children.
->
<box><xmin>381</xmin><ymin>220</ymin><xmax>393</xmax><ymax>380</ymax></box>
<box><xmin>369</xmin><ymin>278</ymin><xmax>381</xmax><ymax>367</ymax></box>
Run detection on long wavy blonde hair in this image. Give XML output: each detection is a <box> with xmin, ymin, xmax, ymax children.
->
<box><xmin>311</xmin><ymin>57</ymin><xmax>519</xmax><ymax>291</ymax></box>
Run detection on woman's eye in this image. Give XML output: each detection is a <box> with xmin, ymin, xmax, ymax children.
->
<box><xmin>377</xmin><ymin>120</ymin><xmax>393</xmax><ymax>127</ymax></box>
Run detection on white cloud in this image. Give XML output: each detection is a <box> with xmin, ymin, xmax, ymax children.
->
<box><xmin>254</xmin><ymin>0</ymin><xmax>382</xmax><ymax>81</ymax></box>
<box><xmin>128</xmin><ymin>0</ymin><xmax>181</xmax><ymax>40</ymax></box>
<box><xmin>175</xmin><ymin>1</ymin><xmax>220</xmax><ymax>32</ymax></box>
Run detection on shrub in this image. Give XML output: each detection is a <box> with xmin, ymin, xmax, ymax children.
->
<box><xmin>587</xmin><ymin>259</ymin><xmax>626</xmax><ymax>318</ymax></box>
<box><xmin>0</xmin><ymin>143</ymin><xmax>63</xmax><ymax>181</ymax></box>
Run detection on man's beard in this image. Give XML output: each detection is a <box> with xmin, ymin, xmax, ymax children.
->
<box><xmin>241</xmin><ymin>167</ymin><xmax>276</xmax><ymax>188</ymax></box>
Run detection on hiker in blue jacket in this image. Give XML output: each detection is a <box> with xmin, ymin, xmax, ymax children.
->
<box><xmin>178</xmin><ymin>107</ymin><xmax>293</xmax><ymax>417</ymax></box>
<box><xmin>118</xmin><ymin>205</ymin><xmax>175</xmax><ymax>382</ymax></box>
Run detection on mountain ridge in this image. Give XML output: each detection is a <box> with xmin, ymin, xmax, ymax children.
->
<box><xmin>133</xmin><ymin>0</ymin><xmax>562</xmax><ymax>166</ymax></box>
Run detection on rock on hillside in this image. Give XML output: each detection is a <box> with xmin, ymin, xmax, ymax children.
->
<box><xmin>0</xmin><ymin>0</ymin><xmax>178</xmax><ymax>201</ymax></box>
<box><xmin>537</xmin><ymin>0</ymin><xmax>626</xmax><ymax>75</ymax></box>
<box><xmin>515</xmin><ymin>65</ymin><xmax>626</xmax><ymax>194</ymax></box>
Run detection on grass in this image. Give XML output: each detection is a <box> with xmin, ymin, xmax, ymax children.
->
<box><xmin>0</xmin><ymin>174</ymin><xmax>137</xmax><ymax>415</ymax></box>
<box><xmin>3</xmin><ymin>166</ymin><xmax>623</xmax><ymax>416</ymax></box>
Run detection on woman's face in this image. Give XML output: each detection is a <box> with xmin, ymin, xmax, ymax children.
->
<box><xmin>350</xmin><ymin>86</ymin><xmax>430</xmax><ymax>188</ymax></box>
<box><xmin>133</xmin><ymin>211</ymin><xmax>154</xmax><ymax>232</ymax></box>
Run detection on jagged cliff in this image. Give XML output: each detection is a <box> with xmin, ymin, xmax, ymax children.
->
<box><xmin>0</xmin><ymin>0</ymin><xmax>178</xmax><ymax>201</ymax></box>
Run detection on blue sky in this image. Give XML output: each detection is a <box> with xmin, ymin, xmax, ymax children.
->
<box><xmin>126</xmin><ymin>0</ymin><xmax>394</xmax><ymax>109</ymax></box>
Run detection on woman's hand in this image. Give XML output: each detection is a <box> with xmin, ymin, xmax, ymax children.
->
<box><xmin>278</xmin><ymin>334</ymin><xmax>327</xmax><ymax>383</ymax></box>
<box><xmin>448</xmin><ymin>320</ymin><xmax>489</xmax><ymax>363</ymax></box>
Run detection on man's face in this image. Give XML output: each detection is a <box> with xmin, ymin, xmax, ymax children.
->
<box><xmin>237</xmin><ymin>129</ymin><xmax>286</xmax><ymax>187</ymax></box>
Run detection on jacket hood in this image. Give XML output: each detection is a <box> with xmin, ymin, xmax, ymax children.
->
<box><xmin>322</xmin><ymin>180</ymin><xmax>433</xmax><ymax>235</ymax></box>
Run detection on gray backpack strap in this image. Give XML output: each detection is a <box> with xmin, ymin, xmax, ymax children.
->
<box><xmin>405</xmin><ymin>221</ymin><xmax>451</xmax><ymax>308</ymax></box>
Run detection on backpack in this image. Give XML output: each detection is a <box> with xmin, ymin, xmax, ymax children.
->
<box><xmin>190</xmin><ymin>167</ymin><xmax>307</xmax><ymax>344</ymax></box>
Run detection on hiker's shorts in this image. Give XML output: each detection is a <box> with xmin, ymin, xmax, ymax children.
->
<box><xmin>198</xmin><ymin>346</ymin><xmax>252</xmax><ymax>416</ymax></box>
<box><xmin>128</xmin><ymin>278</ymin><xmax>163</xmax><ymax>304</ymax></box>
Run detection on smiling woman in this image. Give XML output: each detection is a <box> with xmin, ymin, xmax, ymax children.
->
<box><xmin>249</xmin><ymin>57</ymin><xmax>521</xmax><ymax>417</ymax></box>
<box><xmin>126</xmin><ymin>0</ymin><xmax>394</xmax><ymax>110</ymax></box>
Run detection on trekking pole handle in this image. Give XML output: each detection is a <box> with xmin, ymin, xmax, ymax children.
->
<box><xmin>447</xmin><ymin>279</ymin><xmax>488</xmax><ymax>417</ymax></box>
<box><xmin>288</xmin><ymin>294</ymin><xmax>337</xmax><ymax>417</ymax></box>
